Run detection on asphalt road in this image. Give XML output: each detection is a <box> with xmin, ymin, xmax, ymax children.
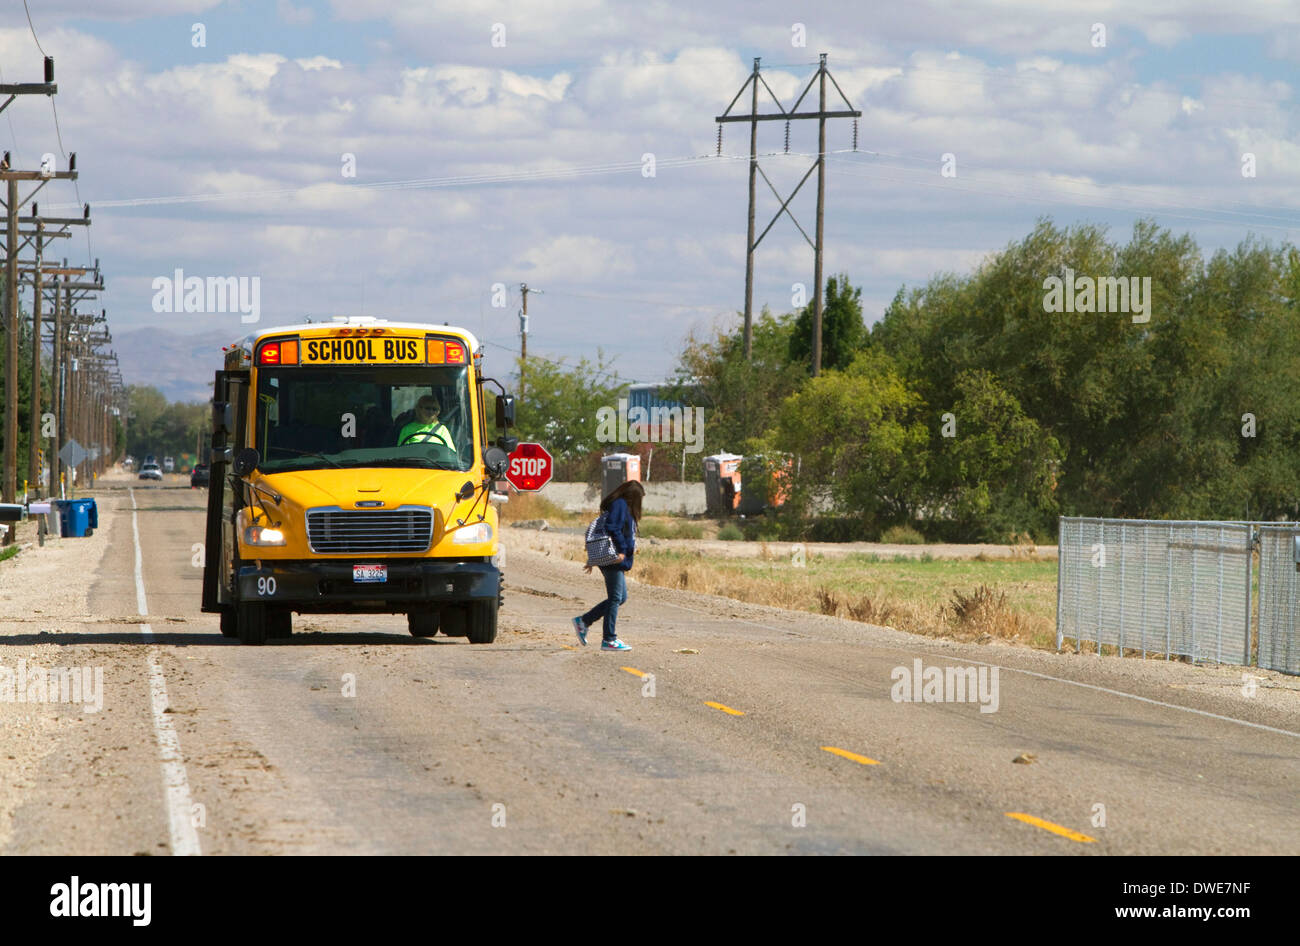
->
<box><xmin>2</xmin><ymin>482</ymin><xmax>1297</xmax><ymax>855</ymax></box>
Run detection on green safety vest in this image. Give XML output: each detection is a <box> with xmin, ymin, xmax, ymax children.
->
<box><xmin>397</xmin><ymin>420</ymin><xmax>455</xmax><ymax>450</ymax></box>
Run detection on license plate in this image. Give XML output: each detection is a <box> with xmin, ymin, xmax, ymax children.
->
<box><xmin>353</xmin><ymin>564</ymin><xmax>387</xmax><ymax>583</ymax></box>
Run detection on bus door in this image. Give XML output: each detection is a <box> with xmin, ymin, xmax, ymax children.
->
<box><xmin>202</xmin><ymin>369</ymin><xmax>249</xmax><ymax>613</ymax></box>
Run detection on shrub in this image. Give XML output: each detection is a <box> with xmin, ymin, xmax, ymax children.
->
<box><xmin>717</xmin><ymin>523</ymin><xmax>745</xmax><ymax>541</ymax></box>
<box><xmin>880</xmin><ymin>524</ymin><xmax>926</xmax><ymax>545</ymax></box>
<box><xmin>805</xmin><ymin>517</ymin><xmax>868</xmax><ymax>543</ymax></box>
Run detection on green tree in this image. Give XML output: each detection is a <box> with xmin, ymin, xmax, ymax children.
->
<box><xmin>930</xmin><ymin>370</ymin><xmax>1063</xmax><ymax>541</ymax></box>
<box><xmin>513</xmin><ymin>353</ymin><xmax>624</xmax><ymax>481</ymax></box>
<box><xmin>772</xmin><ymin>348</ymin><xmax>928</xmax><ymax>525</ymax></box>
<box><xmin>669</xmin><ymin>307</ymin><xmax>806</xmax><ymax>468</ymax></box>
<box><xmin>125</xmin><ymin>386</ymin><xmax>208</xmax><ymax>462</ymax></box>
<box><xmin>788</xmin><ymin>273</ymin><xmax>867</xmax><ymax>372</ymax></box>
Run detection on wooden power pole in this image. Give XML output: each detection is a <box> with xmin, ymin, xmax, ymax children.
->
<box><xmin>715</xmin><ymin>53</ymin><xmax>860</xmax><ymax>375</ymax></box>
<box><xmin>518</xmin><ymin>283</ymin><xmax>541</xmax><ymax>401</ymax></box>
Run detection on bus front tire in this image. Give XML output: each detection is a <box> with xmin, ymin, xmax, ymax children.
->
<box><xmin>467</xmin><ymin>599</ymin><xmax>498</xmax><ymax>645</ymax></box>
<box><xmin>236</xmin><ymin>601</ymin><xmax>269</xmax><ymax>646</ymax></box>
<box><xmin>408</xmin><ymin>610</ymin><xmax>439</xmax><ymax>638</ymax></box>
<box><xmin>268</xmin><ymin>609</ymin><xmax>292</xmax><ymax>638</ymax></box>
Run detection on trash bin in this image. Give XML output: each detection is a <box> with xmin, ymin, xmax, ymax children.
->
<box><xmin>53</xmin><ymin>498</ymin><xmax>97</xmax><ymax>538</ymax></box>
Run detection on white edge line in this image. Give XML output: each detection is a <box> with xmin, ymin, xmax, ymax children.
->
<box><xmin>131</xmin><ymin>487</ymin><xmax>203</xmax><ymax>855</ymax></box>
<box><xmin>130</xmin><ymin>487</ymin><xmax>148</xmax><ymax>618</ymax></box>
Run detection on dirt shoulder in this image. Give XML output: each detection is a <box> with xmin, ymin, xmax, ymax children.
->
<box><xmin>0</xmin><ymin>483</ymin><xmax>124</xmax><ymax>849</ymax></box>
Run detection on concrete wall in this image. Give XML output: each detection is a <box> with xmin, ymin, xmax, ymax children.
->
<box><xmin>540</xmin><ymin>481</ymin><xmax>706</xmax><ymax>515</ymax></box>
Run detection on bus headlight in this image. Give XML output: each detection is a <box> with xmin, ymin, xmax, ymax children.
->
<box><xmin>451</xmin><ymin>522</ymin><xmax>493</xmax><ymax>544</ymax></box>
<box><xmin>243</xmin><ymin>525</ymin><xmax>286</xmax><ymax>546</ymax></box>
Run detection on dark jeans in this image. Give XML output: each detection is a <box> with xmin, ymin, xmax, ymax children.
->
<box><xmin>581</xmin><ymin>566</ymin><xmax>627</xmax><ymax>642</ymax></box>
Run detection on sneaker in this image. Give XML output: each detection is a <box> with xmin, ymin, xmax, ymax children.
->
<box><xmin>601</xmin><ymin>638</ymin><xmax>631</xmax><ymax>651</ymax></box>
<box><xmin>572</xmin><ymin>617</ymin><xmax>588</xmax><ymax>646</ymax></box>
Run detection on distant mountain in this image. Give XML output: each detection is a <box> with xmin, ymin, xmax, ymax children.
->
<box><xmin>115</xmin><ymin>328</ymin><xmax>238</xmax><ymax>404</ymax></box>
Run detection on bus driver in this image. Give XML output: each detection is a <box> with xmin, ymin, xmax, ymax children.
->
<box><xmin>397</xmin><ymin>395</ymin><xmax>457</xmax><ymax>456</ymax></box>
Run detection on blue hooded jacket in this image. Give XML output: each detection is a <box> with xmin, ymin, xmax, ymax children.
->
<box><xmin>603</xmin><ymin>497</ymin><xmax>636</xmax><ymax>571</ymax></box>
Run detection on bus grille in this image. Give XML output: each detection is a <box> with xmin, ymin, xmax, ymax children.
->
<box><xmin>306</xmin><ymin>507</ymin><xmax>434</xmax><ymax>554</ymax></box>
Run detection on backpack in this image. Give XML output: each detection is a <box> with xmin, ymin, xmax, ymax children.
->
<box><xmin>584</xmin><ymin>512</ymin><xmax>623</xmax><ymax>567</ymax></box>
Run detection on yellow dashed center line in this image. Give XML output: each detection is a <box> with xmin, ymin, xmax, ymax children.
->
<box><xmin>704</xmin><ymin>701</ymin><xmax>745</xmax><ymax>716</ymax></box>
<box><xmin>1005</xmin><ymin>812</ymin><xmax>1097</xmax><ymax>843</ymax></box>
<box><xmin>621</xmin><ymin>667</ymin><xmax>647</xmax><ymax>678</ymax></box>
<box><xmin>820</xmin><ymin>745</ymin><xmax>880</xmax><ymax>765</ymax></box>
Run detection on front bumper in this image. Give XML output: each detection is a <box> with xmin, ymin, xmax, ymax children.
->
<box><xmin>236</xmin><ymin>558</ymin><xmax>500</xmax><ymax>613</ymax></box>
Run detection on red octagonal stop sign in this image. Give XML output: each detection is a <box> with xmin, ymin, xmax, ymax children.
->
<box><xmin>506</xmin><ymin>442</ymin><xmax>553</xmax><ymax>491</ymax></box>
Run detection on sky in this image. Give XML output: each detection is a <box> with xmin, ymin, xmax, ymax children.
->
<box><xmin>2</xmin><ymin>0</ymin><xmax>1299</xmax><ymax>392</ymax></box>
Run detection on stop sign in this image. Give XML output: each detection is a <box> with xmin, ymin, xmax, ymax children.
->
<box><xmin>506</xmin><ymin>442</ymin><xmax>553</xmax><ymax>491</ymax></box>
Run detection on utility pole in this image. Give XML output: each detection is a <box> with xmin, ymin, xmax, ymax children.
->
<box><xmin>715</xmin><ymin>53</ymin><xmax>860</xmax><ymax>375</ymax></box>
<box><xmin>518</xmin><ymin>283</ymin><xmax>541</xmax><ymax>401</ymax></box>
<box><xmin>743</xmin><ymin>58</ymin><xmax>759</xmax><ymax>360</ymax></box>
<box><xmin>0</xmin><ymin>58</ymin><xmax>59</xmax><ymax>530</ymax></box>
<box><xmin>23</xmin><ymin>206</ymin><xmax>90</xmax><ymax>497</ymax></box>
<box><xmin>4</xmin><ymin>172</ymin><xmax>16</xmax><ymax>517</ymax></box>
<box><xmin>28</xmin><ymin>215</ymin><xmax>42</xmax><ymax>497</ymax></box>
<box><xmin>812</xmin><ymin>57</ymin><xmax>828</xmax><ymax>378</ymax></box>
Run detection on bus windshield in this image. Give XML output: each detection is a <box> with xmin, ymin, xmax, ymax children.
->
<box><xmin>254</xmin><ymin>365</ymin><xmax>475</xmax><ymax>473</ymax></box>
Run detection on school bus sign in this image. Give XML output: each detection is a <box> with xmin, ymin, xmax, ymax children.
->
<box><xmin>506</xmin><ymin>442</ymin><xmax>552</xmax><ymax>491</ymax></box>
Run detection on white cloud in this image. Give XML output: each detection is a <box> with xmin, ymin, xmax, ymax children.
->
<box><xmin>516</xmin><ymin>235</ymin><xmax>636</xmax><ymax>283</ymax></box>
<box><xmin>10</xmin><ymin>5</ymin><xmax>1300</xmax><ymax>388</ymax></box>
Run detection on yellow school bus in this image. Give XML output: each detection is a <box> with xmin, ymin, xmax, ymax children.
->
<box><xmin>200</xmin><ymin>316</ymin><xmax>517</xmax><ymax>645</ymax></box>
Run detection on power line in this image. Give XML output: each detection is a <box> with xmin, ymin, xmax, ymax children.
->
<box><xmin>16</xmin><ymin>0</ymin><xmax>91</xmax><ymax>260</ymax></box>
<box><xmin>480</xmin><ymin>338</ymin><xmax>642</xmax><ymax>386</ymax></box>
<box><xmin>43</xmin><ymin>152</ymin><xmax>740</xmax><ymax>211</ymax></box>
<box><xmin>22</xmin><ymin>0</ymin><xmax>47</xmax><ymax>57</ymax></box>
<box><xmin>542</xmin><ymin>288</ymin><xmax>732</xmax><ymax>311</ymax></box>
<box><xmin>734</xmin><ymin>146</ymin><xmax>1300</xmax><ymax>233</ymax></box>
<box><xmin>825</xmin><ymin>59</ymin><xmax>1296</xmax><ymax>115</ymax></box>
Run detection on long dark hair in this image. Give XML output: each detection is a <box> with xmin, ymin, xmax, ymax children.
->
<box><xmin>601</xmin><ymin>480</ymin><xmax>645</xmax><ymax>523</ymax></box>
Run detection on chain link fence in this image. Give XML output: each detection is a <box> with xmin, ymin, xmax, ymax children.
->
<box><xmin>1057</xmin><ymin>518</ymin><xmax>1253</xmax><ymax>665</ymax></box>
<box><xmin>1257</xmin><ymin>526</ymin><xmax>1300</xmax><ymax>675</ymax></box>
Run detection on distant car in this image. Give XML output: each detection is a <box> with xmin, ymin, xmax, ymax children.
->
<box><xmin>138</xmin><ymin>463</ymin><xmax>163</xmax><ymax>481</ymax></box>
<box><xmin>190</xmin><ymin>464</ymin><xmax>210</xmax><ymax>488</ymax></box>
<box><xmin>163</xmin><ymin>457</ymin><xmax>175</xmax><ymax>473</ymax></box>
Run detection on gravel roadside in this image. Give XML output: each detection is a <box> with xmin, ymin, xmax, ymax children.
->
<box><xmin>0</xmin><ymin>479</ymin><xmax>127</xmax><ymax>849</ymax></box>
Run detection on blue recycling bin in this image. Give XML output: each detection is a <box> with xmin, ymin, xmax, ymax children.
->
<box><xmin>53</xmin><ymin>498</ymin><xmax>97</xmax><ymax>537</ymax></box>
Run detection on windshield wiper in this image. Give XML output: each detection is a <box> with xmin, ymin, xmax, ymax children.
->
<box><xmin>270</xmin><ymin>448</ymin><xmax>344</xmax><ymax>469</ymax></box>
<box><xmin>365</xmin><ymin>458</ymin><xmax>462</xmax><ymax>470</ymax></box>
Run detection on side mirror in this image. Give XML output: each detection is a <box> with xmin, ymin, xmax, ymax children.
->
<box><xmin>232</xmin><ymin>447</ymin><xmax>260</xmax><ymax>477</ymax></box>
<box><xmin>497</xmin><ymin>435</ymin><xmax>519</xmax><ymax>453</ymax></box>
<box><xmin>484</xmin><ymin>446</ymin><xmax>509</xmax><ymax>479</ymax></box>
<box><xmin>212</xmin><ymin>400</ymin><xmax>234</xmax><ymax>447</ymax></box>
<box><xmin>496</xmin><ymin>394</ymin><xmax>516</xmax><ymax>429</ymax></box>
<box><xmin>456</xmin><ymin>481</ymin><xmax>476</xmax><ymax>502</ymax></box>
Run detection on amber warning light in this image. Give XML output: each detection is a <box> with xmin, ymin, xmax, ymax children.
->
<box><xmin>257</xmin><ymin>339</ymin><xmax>299</xmax><ymax>365</ymax></box>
